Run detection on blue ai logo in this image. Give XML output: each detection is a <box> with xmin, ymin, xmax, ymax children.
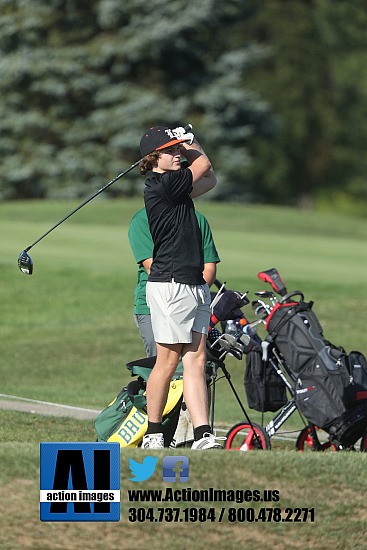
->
<box><xmin>39</xmin><ymin>442</ymin><xmax>120</xmax><ymax>522</ymax></box>
<box><xmin>162</xmin><ymin>456</ymin><xmax>189</xmax><ymax>482</ymax></box>
<box><xmin>129</xmin><ymin>456</ymin><xmax>158</xmax><ymax>482</ymax></box>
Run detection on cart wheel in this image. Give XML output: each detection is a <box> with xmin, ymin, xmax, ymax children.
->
<box><xmin>296</xmin><ymin>425</ymin><xmax>337</xmax><ymax>452</ymax></box>
<box><xmin>225</xmin><ymin>422</ymin><xmax>271</xmax><ymax>451</ymax></box>
<box><xmin>360</xmin><ymin>430</ymin><xmax>367</xmax><ymax>452</ymax></box>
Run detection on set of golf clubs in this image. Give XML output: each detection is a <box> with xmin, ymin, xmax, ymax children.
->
<box><xmin>251</xmin><ymin>289</ymin><xmax>304</xmax><ymax>318</ymax></box>
<box><xmin>17</xmin><ymin>124</ymin><xmax>193</xmax><ymax>275</ymax></box>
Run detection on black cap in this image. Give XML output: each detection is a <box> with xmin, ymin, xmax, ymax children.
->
<box><xmin>140</xmin><ymin>126</ymin><xmax>188</xmax><ymax>157</ymax></box>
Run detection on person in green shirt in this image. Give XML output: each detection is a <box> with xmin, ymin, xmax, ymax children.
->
<box><xmin>128</xmin><ymin>207</ymin><xmax>220</xmax><ymax>358</ymax></box>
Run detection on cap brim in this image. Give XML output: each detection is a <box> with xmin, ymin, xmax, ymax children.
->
<box><xmin>155</xmin><ymin>138</ymin><xmax>189</xmax><ymax>151</ymax></box>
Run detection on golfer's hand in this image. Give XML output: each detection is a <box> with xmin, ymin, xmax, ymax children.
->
<box><xmin>172</xmin><ymin>126</ymin><xmax>195</xmax><ymax>145</ymax></box>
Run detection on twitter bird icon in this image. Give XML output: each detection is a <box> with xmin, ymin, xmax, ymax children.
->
<box><xmin>129</xmin><ymin>456</ymin><xmax>158</xmax><ymax>482</ymax></box>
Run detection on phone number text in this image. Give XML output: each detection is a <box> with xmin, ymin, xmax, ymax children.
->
<box><xmin>128</xmin><ymin>507</ymin><xmax>315</xmax><ymax>523</ymax></box>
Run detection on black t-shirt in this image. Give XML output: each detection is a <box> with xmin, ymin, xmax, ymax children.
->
<box><xmin>143</xmin><ymin>169</ymin><xmax>205</xmax><ymax>285</ymax></box>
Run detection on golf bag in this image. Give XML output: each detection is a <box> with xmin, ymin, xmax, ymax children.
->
<box><xmin>348</xmin><ymin>350</ymin><xmax>367</xmax><ymax>399</ymax></box>
<box><xmin>94</xmin><ymin>356</ymin><xmax>183</xmax><ymax>447</ymax></box>
<box><xmin>265</xmin><ymin>297</ymin><xmax>367</xmax><ymax>446</ymax></box>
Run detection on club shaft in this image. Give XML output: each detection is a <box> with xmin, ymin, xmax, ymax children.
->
<box><xmin>23</xmin><ymin>124</ymin><xmax>193</xmax><ymax>252</ymax></box>
<box><xmin>25</xmin><ymin>159</ymin><xmax>142</xmax><ymax>252</ymax></box>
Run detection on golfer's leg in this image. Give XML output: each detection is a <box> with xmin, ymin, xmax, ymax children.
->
<box><xmin>181</xmin><ymin>332</ymin><xmax>209</xmax><ymax>428</ymax></box>
<box><xmin>146</xmin><ymin>342</ymin><xmax>182</xmax><ymax>422</ymax></box>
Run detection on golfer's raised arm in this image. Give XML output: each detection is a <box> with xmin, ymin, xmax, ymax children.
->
<box><xmin>180</xmin><ymin>140</ymin><xmax>217</xmax><ymax>198</ymax></box>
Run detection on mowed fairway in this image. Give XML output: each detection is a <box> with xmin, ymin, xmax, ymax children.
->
<box><xmin>1</xmin><ymin>198</ymin><xmax>366</xmax><ymax>548</ymax></box>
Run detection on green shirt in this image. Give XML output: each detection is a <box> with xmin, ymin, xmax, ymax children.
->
<box><xmin>128</xmin><ymin>208</ymin><xmax>220</xmax><ymax>314</ymax></box>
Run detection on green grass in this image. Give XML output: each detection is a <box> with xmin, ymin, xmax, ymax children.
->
<box><xmin>1</xmin><ymin>198</ymin><xmax>367</xmax><ymax>548</ymax></box>
<box><xmin>1</xmin><ymin>436</ymin><xmax>366</xmax><ymax>549</ymax></box>
<box><xmin>1</xmin><ymin>198</ymin><xmax>366</xmax><ymax>410</ymax></box>
<box><xmin>0</xmin><ymin>410</ymin><xmax>96</xmax><ymax>449</ymax></box>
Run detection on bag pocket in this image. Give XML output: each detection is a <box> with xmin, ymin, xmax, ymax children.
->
<box><xmin>245</xmin><ymin>347</ymin><xmax>287</xmax><ymax>412</ymax></box>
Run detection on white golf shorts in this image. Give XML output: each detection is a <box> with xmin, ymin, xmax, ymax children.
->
<box><xmin>146</xmin><ymin>279</ymin><xmax>211</xmax><ymax>344</ymax></box>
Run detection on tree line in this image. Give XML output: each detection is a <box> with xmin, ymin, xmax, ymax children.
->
<box><xmin>1</xmin><ymin>0</ymin><xmax>366</xmax><ymax>211</ymax></box>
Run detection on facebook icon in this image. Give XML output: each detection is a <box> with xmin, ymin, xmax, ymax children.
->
<box><xmin>162</xmin><ymin>456</ymin><xmax>189</xmax><ymax>482</ymax></box>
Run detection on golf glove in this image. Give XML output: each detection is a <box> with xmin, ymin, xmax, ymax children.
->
<box><xmin>172</xmin><ymin>126</ymin><xmax>195</xmax><ymax>145</ymax></box>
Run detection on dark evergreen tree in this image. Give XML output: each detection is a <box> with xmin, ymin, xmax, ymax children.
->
<box><xmin>245</xmin><ymin>0</ymin><xmax>367</xmax><ymax>208</ymax></box>
<box><xmin>0</xmin><ymin>0</ymin><xmax>366</xmax><ymax>212</ymax></box>
<box><xmin>0</xmin><ymin>0</ymin><xmax>268</xmax><ymax>200</ymax></box>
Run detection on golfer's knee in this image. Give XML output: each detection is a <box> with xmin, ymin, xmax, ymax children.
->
<box><xmin>155</xmin><ymin>358</ymin><xmax>179</xmax><ymax>377</ymax></box>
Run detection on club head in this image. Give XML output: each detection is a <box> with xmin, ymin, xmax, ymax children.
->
<box><xmin>255</xmin><ymin>290</ymin><xmax>274</xmax><ymax>299</ymax></box>
<box><xmin>217</xmin><ymin>333</ymin><xmax>237</xmax><ymax>352</ymax></box>
<box><xmin>18</xmin><ymin>250</ymin><xmax>33</xmax><ymax>275</ymax></box>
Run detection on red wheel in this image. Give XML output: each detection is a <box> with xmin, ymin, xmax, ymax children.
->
<box><xmin>296</xmin><ymin>425</ymin><xmax>337</xmax><ymax>452</ymax></box>
<box><xmin>225</xmin><ymin>422</ymin><xmax>271</xmax><ymax>451</ymax></box>
<box><xmin>360</xmin><ymin>430</ymin><xmax>367</xmax><ymax>452</ymax></box>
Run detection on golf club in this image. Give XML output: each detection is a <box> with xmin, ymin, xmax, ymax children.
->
<box><xmin>251</xmin><ymin>298</ymin><xmax>272</xmax><ymax>316</ymax></box>
<box><xmin>17</xmin><ymin>124</ymin><xmax>193</xmax><ymax>275</ymax></box>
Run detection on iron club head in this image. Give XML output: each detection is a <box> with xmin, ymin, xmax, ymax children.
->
<box><xmin>18</xmin><ymin>250</ymin><xmax>33</xmax><ymax>275</ymax></box>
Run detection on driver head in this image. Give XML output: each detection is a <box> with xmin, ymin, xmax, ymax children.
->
<box><xmin>18</xmin><ymin>250</ymin><xmax>33</xmax><ymax>275</ymax></box>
